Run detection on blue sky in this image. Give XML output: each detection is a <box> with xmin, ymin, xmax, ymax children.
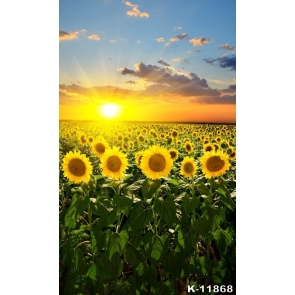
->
<box><xmin>59</xmin><ymin>0</ymin><xmax>236</xmax><ymax>122</ymax></box>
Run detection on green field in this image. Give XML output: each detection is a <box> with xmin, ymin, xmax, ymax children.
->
<box><xmin>59</xmin><ymin>121</ymin><xmax>236</xmax><ymax>295</ymax></box>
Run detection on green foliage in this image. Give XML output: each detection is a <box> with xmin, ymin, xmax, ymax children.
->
<box><xmin>59</xmin><ymin>122</ymin><xmax>236</xmax><ymax>294</ymax></box>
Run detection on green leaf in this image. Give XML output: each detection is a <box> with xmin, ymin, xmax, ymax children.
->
<box><xmin>167</xmin><ymin>179</ymin><xmax>179</xmax><ymax>186</ymax></box>
<box><xmin>125</xmin><ymin>245</ymin><xmax>145</xmax><ymax>266</ymax></box>
<box><xmin>113</xmin><ymin>194</ymin><xmax>133</xmax><ymax>214</ymax></box>
<box><xmin>128</xmin><ymin>202</ymin><xmax>153</xmax><ymax>236</ymax></box>
<box><xmin>64</xmin><ymin>193</ymin><xmax>90</xmax><ymax>232</ymax></box>
<box><xmin>95</xmin><ymin>252</ymin><xmax>123</xmax><ymax>280</ymax></box>
<box><xmin>107</xmin><ymin>230</ymin><xmax>129</xmax><ymax>260</ymax></box>
<box><xmin>126</xmin><ymin>179</ymin><xmax>145</xmax><ymax>191</ymax></box>
<box><xmin>141</xmin><ymin>179</ymin><xmax>161</xmax><ymax>201</ymax></box>
<box><xmin>196</xmin><ymin>183</ymin><xmax>210</xmax><ymax>195</ymax></box>
<box><xmin>91</xmin><ymin>225</ymin><xmax>106</xmax><ymax>252</ymax></box>
<box><xmin>213</xmin><ymin>228</ymin><xmax>233</xmax><ymax>255</ymax></box>
<box><xmin>72</xmin><ymin>248</ymin><xmax>83</xmax><ymax>271</ymax></box>
<box><xmin>217</xmin><ymin>187</ymin><xmax>235</xmax><ymax>211</ymax></box>
<box><xmin>86</xmin><ymin>262</ymin><xmax>98</xmax><ymax>281</ymax></box>
<box><xmin>154</xmin><ymin>196</ymin><xmax>176</xmax><ymax>227</ymax></box>
<box><xmin>189</xmin><ymin>254</ymin><xmax>207</xmax><ymax>276</ymax></box>
<box><xmin>210</xmin><ymin>258</ymin><xmax>227</xmax><ymax>284</ymax></box>
<box><xmin>148</xmin><ymin>236</ymin><xmax>163</xmax><ymax>264</ymax></box>
<box><xmin>182</xmin><ymin>196</ymin><xmax>199</xmax><ymax>215</ymax></box>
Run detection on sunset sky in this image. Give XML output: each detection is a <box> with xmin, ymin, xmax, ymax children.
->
<box><xmin>59</xmin><ymin>0</ymin><xmax>236</xmax><ymax>123</ymax></box>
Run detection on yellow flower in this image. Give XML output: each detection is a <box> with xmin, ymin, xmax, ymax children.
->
<box><xmin>91</xmin><ymin>138</ymin><xmax>110</xmax><ymax>157</ymax></box>
<box><xmin>62</xmin><ymin>150</ymin><xmax>93</xmax><ymax>183</ymax></box>
<box><xmin>140</xmin><ymin>145</ymin><xmax>173</xmax><ymax>179</ymax></box>
<box><xmin>138</xmin><ymin>134</ymin><xmax>145</xmax><ymax>142</ymax></box>
<box><xmin>168</xmin><ymin>148</ymin><xmax>179</xmax><ymax>161</ymax></box>
<box><xmin>180</xmin><ymin>157</ymin><xmax>197</xmax><ymax>178</ymax></box>
<box><xmin>229</xmin><ymin>150</ymin><xmax>236</xmax><ymax>160</ymax></box>
<box><xmin>203</xmin><ymin>143</ymin><xmax>214</xmax><ymax>153</ymax></box>
<box><xmin>135</xmin><ymin>151</ymin><xmax>144</xmax><ymax>167</ymax></box>
<box><xmin>184</xmin><ymin>142</ymin><xmax>194</xmax><ymax>154</ymax></box>
<box><xmin>100</xmin><ymin>146</ymin><xmax>128</xmax><ymax>180</ymax></box>
<box><xmin>78</xmin><ymin>134</ymin><xmax>87</xmax><ymax>145</ymax></box>
<box><xmin>171</xmin><ymin>130</ymin><xmax>178</xmax><ymax>138</ymax></box>
<box><xmin>200</xmin><ymin>151</ymin><xmax>230</xmax><ymax>178</ymax></box>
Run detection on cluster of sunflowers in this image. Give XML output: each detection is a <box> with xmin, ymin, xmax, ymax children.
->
<box><xmin>60</xmin><ymin>122</ymin><xmax>235</xmax><ymax>184</ymax></box>
<box><xmin>62</xmin><ymin>141</ymin><xmax>232</xmax><ymax>184</ymax></box>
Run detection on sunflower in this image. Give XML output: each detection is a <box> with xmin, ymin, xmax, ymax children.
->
<box><xmin>62</xmin><ymin>150</ymin><xmax>93</xmax><ymax>183</ymax></box>
<box><xmin>121</xmin><ymin>142</ymin><xmax>128</xmax><ymax>150</ymax></box>
<box><xmin>229</xmin><ymin>150</ymin><xmax>236</xmax><ymax>160</ymax></box>
<box><xmin>91</xmin><ymin>138</ymin><xmax>110</xmax><ymax>157</ymax></box>
<box><xmin>140</xmin><ymin>145</ymin><xmax>173</xmax><ymax>179</ymax></box>
<box><xmin>184</xmin><ymin>142</ymin><xmax>194</xmax><ymax>154</ymax></box>
<box><xmin>213</xmin><ymin>143</ymin><xmax>220</xmax><ymax>152</ymax></box>
<box><xmin>117</xmin><ymin>135</ymin><xmax>123</xmax><ymax>142</ymax></box>
<box><xmin>220</xmin><ymin>140</ymin><xmax>229</xmax><ymax>149</ymax></box>
<box><xmin>227</xmin><ymin>146</ymin><xmax>234</xmax><ymax>155</ymax></box>
<box><xmin>168</xmin><ymin>148</ymin><xmax>179</xmax><ymax>161</ymax></box>
<box><xmin>100</xmin><ymin>146</ymin><xmax>128</xmax><ymax>180</ymax></box>
<box><xmin>171</xmin><ymin>130</ymin><xmax>178</xmax><ymax>138</ymax></box>
<box><xmin>79</xmin><ymin>134</ymin><xmax>87</xmax><ymax>145</ymax></box>
<box><xmin>180</xmin><ymin>157</ymin><xmax>197</xmax><ymax>178</ymax></box>
<box><xmin>203</xmin><ymin>143</ymin><xmax>214</xmax><ymax>153</ymax></box>
<box><xmin>135</xmin><ymin>151</ymin><xmax>144</xmax><ymax>167</ymax></box>
<box><xmin>138</xmin><ymin>134</ymin><xmax>145</xmax><ymax>142</ymax></box>
<box><xmin>200</xmin><ymin>151</ymin><xmax>230</xmax><ymax>178</ymax></box>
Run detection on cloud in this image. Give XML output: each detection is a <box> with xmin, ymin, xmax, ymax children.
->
<box><xmin>59</xmin><ymin>30</ymin><xmax>79</xmax><ymax>41</ymax></box>
<box><xmin>204</xmin><ymin>55</ymin><xmax>236</xmax><ymax>71</ymax></box>
<box><xmin>156</xmin><ymin>37</ymin><xmax>165</xmax><ymax>42</ymax></box>
<box><xmin>87</xmin><ymin>34</ymin><xmax>101</xmax><ymax>41</ymax></box>
<box><xmin>218</xmin><ymin>44</ymin><xmax>236</xmax><ymax>51</ymax></box>
<box><xmin>110</xmin><ymin>39</ymin><xmax>117</xmax><ymax>43</ymax></box>
<box><xmin>189</xmin><ymin>37</ymin><xmax>212</xmax><ymax>46</ymax></box>
<box><xmin>169</xmin><ymin>33</ymin><xmax>188</xmax><ymax>42</ymax></box>
<box><xmin>126</xmin><ymin>80</ymin><xmax>136</xmax><ymax>84</ymax></box>
<box><xmin>219</xmin><ymin>84</ymin><xmax>236</xmax><ymax>94</ymax></box>
<box><xmin>157</xmin><ymin>60</ymin><xmax>171</xmax><ymax>67</ymax></box>
<box><xmin>119</xmin><ymin>62</ymin><xmax>221</xmax><ymax>97</ymax></box>
<box><xmin>190</xmin><ymin>95</ymin><xmax>236</xmax><ymax>104</ymax></box>
<box><xmin>125</xmin><ymin>1</ymin><xmax>149</xmax><ymax>18</ymax></box>
<box><xmin>174</xmin><ymin>26</ymin><xmax>182</xmax><ymax>30</ymax></box>
<box><xmin>59</xmin><ymin>84</ymin><xmax>135</xmax><ymax>105</ymax></box>
<box><xmin>164</xmin><ymin>42</ymin><xmax>170</xmax><ymax>47</ymax></box>
<box><xmin>172</xmin><ymin>58</ymin><xmax>182</xmax><ymax>62</ymax></box>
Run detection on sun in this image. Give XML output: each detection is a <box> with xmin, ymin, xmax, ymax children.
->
<box><xmin>99</xmin><ymin>103</ymin><xmax>120</xmax><ymax>118</ymax></box>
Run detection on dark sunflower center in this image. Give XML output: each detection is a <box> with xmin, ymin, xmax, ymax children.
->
<box><xmin>172</xmin><ymin>131</ymin><xmax>178</xmax><ymax>137</ymax></box>
<box><xmin>230</xmin><ymin>152</ymin><xmax>236</xmax><ymax>158</ymax></box>
<box><xmin>184</xmin><ymin>163</ymin><xmax>193</xmax><ymax>173</ymax></box>
<box><xmin>170</xmin><ymin>151</ymin><xmax>177</xmax><ymax>158</ymax></box>
<box><xmin>206</xmin><ymin>156</ymin><xmax>225</xmax><ymax>172</ymax></box>
<box><xmin>137</xmin><ymin>155</ymin><xmax>143</xmax><ymax>165</ymax></box>
<box><xmin>68</xmin><ymin>158</ymin><xmax>86</xmax><ymax>176</ymax></box>
<box><xmin>107</xmin><ymin>156</ymin><xmax>121</xmax><ymax>172</ymax></box>
<box><xmin>149</xmin><ymin>154</ymin><xmax>166</xmax><ymax>172</ymax></box>
<box><xmin>205</xmin><ymin>146</ymin><xmax>213</xmax><ymax>152</ymax></box>
<box><xmin>95</xmin><ymin>143</ymin><xmax>106</xmax><ymax>154</ymax></box>
<box><xmin>186</xmin><ymin>144</ymin><xmax>192</xmax><ymax>151</ymax></box>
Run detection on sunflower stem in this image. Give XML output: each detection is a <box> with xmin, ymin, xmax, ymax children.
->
<box><xmin>153</xmin><ymin>206</ymin><xmax>158</xmax><ymax>236</ymax></box>
<box><xmin>88</xmin><ymin>204</ymin><xmax>92</xmax><ymax>230</ymax></box>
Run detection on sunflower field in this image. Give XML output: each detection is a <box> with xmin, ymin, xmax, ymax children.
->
<box><xmin>59</xmin><ymin>122</ymin><xmax>236</xmax><ymax>295</ymax></box>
